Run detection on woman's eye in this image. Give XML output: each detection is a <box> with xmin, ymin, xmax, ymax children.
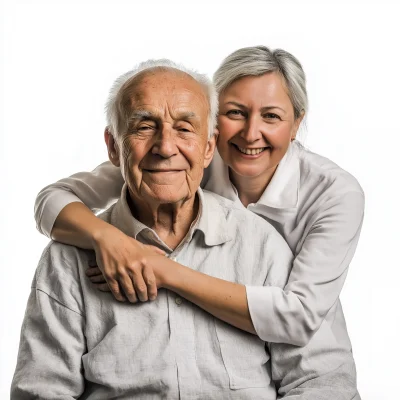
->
<box><xmin>226</xmin><ymin>109</ymin><xmax>245</xmax><ymax>118</ymax></box>
<box><xmin>263</xmin><ymin>113</ymin><xmax>281</xmax><ymax>120</ymax></box>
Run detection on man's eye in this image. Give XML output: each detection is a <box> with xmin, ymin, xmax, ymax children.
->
<box><xmin>226</xmin><ymin>109</ymin><xmax>245</xmax><ymax>119</ymax></box>
<box><xmin>175</xmin><ymin>123</ymin><xmax>193</xmax><ymax>133</ymax></box>
<box><xmin>137</xmin><ymin>124</ymin><xmax>156</xmax><ymax>131</ymax></box>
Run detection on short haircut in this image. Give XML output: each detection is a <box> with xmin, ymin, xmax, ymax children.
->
<box><xmin>106</xmin><ymin>59</ymin><xmax>218</xmax><ymax>139</ymax></box>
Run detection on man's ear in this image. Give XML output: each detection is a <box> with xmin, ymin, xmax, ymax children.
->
<box><xmin>104</xmin><ymin>128</ymin><xmax>120</xmax><ymax>167</ymax></box>
<box><xmin>203</xmin><ymin>133</ymin><xmax>217</xmax><ymax>168</ymax></box>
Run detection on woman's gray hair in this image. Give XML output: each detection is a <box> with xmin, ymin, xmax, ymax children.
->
<box><xmin>213</xmin><ymin>46</ymin><xmax>308</xmax><ymax>119</ymax></box>
<box><xmin>106</xmin><ymin>59</ymin><xmax>218</xmax><ymax>140</ymax></box>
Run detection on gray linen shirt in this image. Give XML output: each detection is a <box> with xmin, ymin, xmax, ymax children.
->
<box><xmin>13</xmin><ymin>188</ymin><xmax>358</xmax><ymax>399</ymax></box>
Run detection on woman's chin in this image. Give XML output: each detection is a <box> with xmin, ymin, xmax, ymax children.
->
<box><xmin>229</xmin><ymin>162</ymin><xmax>274</xmax><ymax>179</ymax></box>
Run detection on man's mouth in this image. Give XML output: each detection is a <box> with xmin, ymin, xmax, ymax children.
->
<box><xmin>232</xmin><ymin>144</ymin><xmax>270</xmax><ymax>155</ymax></box>
<box><xmin>144</xmin><ymin>169</ymin><xmax>181</xmax><ymax>173</ymax></box>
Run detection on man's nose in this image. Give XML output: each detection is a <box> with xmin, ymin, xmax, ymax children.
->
<box><xmin>240</xmin><ymin>116</ymin><xmax>263</xmax><ymax>143</ymax></box>
<box><xmin>151</xmin><ymin>125</ymin><xmax>178</xmax><ymax>158</ymax></box>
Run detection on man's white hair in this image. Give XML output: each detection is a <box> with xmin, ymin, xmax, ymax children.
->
<box><xmin>106</xmin><ymin>59</ymin><xmax>218</xmax><ymax>139</ymax></box>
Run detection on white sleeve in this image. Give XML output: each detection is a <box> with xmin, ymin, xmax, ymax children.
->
<box><xmin>246</xmin><ymin>191</ymin><xmax>365</xmax><ymax>346</ymax></box>
<box><xmin>11</xmin><ymin>244</ymin><xmax>87</xmax><ymax>399</ymax></box>
<box><xmin>34</xmin><ymin>161</ymin><xmax>124</xmax><ymax>237</ymax></box>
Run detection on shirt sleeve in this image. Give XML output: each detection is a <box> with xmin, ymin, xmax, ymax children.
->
<box><xmin>34</xmin><ymin>161</ymin><xmax>124</xmax><ymax>237</ymax></box>
<box><xmin>11</xmin><ymin>289</ymin><xmax>86</xmax><ymax>399</ymax></box>
<box><xmin>246</xmin><ymin>191</ymin><xmax>365</xmax><ymax>346</ymax></box>
<box><xmin>269</xmin><ymin>318</ymin><xmax>359</xmax><ymax>399</ymax></box>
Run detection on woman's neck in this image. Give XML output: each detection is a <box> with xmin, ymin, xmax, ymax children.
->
<box><xmin>229</xmin><ymin>166</ymin><xmax>277</xmax><ymax>207</ymax></box>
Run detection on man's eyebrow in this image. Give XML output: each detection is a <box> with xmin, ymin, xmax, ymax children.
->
<box><xmin>177</xmin><ymin>111</ymin><xmax>198</xmax><ymax>120</ymax></box>
<box><xmin>129</xmin><ymin>110</ymin><xmax>156</xmax><ymax>120</ymax></box>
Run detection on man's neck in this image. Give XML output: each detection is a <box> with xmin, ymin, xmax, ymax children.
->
<box><xmin>229</xmin><ymin>166</ymin><xmax>277</xmax><ymax>207</ymax></box>
<box><xmin>127</xmin><ymin>191</ymin><xmax>199</xmax><ymax>249</ymax></box>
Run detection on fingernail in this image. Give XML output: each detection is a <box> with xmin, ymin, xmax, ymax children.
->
<box><xmin>149</xmin><ymin>295</ymin><xmax>156</xmax><ymax>301</ymax></box>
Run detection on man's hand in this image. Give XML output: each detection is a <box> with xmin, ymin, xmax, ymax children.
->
<box><xmin>87</xmin><ymin>225</ymin><xmax>166</xmax><ymax>302</ymax></box>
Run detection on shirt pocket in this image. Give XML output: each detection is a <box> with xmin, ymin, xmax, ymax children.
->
<box><xmin>82</xmin><ymin>323</ymin><xmax>176</xmax><ymax>390</ymax></box>
<box><xmin>215</xmin><ymin>319</ymin><xmax>272</xmax><ymax>389</ymax></box>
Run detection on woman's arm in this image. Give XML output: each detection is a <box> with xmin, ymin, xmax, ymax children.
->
<box><xmin>34</xmin><ymin>161</ymin><xmax>123</xmax><ymax>238</ymax></box>
<box><xmin>90</xmin><ymin>190</ymin><xmax>365</xmax><ymax>346</ymax></box>
<box><xmin>34</xmin><ymin>161</ymin><xmax>158</xmax><ymax>302</ymax></box>
<box><xmin>246</xmin><ymin>190</ymin><xmax>365</xmax><ymax>346</ymax></box>
<box><xmin>35</xmin><ymin>161</ymin><xmax>365</xmax><ymax>345</ymax></box>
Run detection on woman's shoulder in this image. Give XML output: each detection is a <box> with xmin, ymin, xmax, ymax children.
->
<box><xmin>295</xmin><ymin>141</ymin><xmax>364</xmax><ymax>197</ymax></box>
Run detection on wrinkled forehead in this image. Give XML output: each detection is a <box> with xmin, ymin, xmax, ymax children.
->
<box><xmin>122</xmin><ymin>68</ymin><xmax>209</xmax><ymax>116</ymax></box>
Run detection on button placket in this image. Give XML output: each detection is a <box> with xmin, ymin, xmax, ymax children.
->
<box><xmin>167</xmin><ymin>290</ymin><xmax>200</xmax><ymax>398</ymax></box>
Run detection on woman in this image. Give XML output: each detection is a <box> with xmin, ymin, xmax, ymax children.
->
<box><xmin>35</xmin><ymin>46</ymin><xmax>364</xmax><ymax>346</ymax></box>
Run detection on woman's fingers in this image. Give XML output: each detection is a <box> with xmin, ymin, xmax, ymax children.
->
<box><xmin>86</xmin><ymin>266</ymin><xmax>102</xmax><ymax>277</ymax></box>
<box><xmin>143</xmin><ymin>265</ymin><xmax>157</xmax><ymax>300</ymax></box>
<box><xmin>130</xmin><ymin>268</ymin><xmax>149</xmax><ymax>302</ymax></box>
<box><xmin>119</xmin><ymin>272</ymin><xmax>139</xmax><ymax>303</ymax></box>
<box><xmin>106</xmin><ymin>276</ymin><xmax>127</xmax><ymax>302</ymax></box>
<box><xmin>93</xmin><ymin>283</ymin><xmax>112</xmax><ymax>292</ymax></box>
<box><xmin>89</xmin><ymin>274</ymin><xmax>107</xmax><ymax>284</ymax></box>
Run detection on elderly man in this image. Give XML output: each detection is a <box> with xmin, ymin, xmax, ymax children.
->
<box><xmin>12</xmin><ymin>60</ymin><xmax>357</xmax><ymax>399</ymax></box>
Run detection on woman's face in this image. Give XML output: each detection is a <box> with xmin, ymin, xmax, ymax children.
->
<box><xmin>217</xmin><ymin>72</ymin><xmax>303</xmax><ymax>180</ymax></box>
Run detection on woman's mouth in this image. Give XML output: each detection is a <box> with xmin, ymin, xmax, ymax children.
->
<box><xmin>232</xmin><ymin>143</ymin><xmax>270</xmax><ymax>155</ymax></box>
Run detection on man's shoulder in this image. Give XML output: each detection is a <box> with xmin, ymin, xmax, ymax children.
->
<box><xmin>202</xmin><ymin>190</ymin><xmax>281</xmax><ymax>235</ymax></box>
<box><xmin>33</xmin><ymin>241</ymin><xmax>90</xmax><ymax>315</ymax></box>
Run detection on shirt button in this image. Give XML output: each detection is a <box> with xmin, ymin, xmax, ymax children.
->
<box><xmin>171</xmin><ymin>256</ymin><xmax>177</xmax><ymax>262</ymax></box>
<box><xmin>175</xmin><ymin>297</ymin><xmax>183</xmax><ymax>306</ymax></box>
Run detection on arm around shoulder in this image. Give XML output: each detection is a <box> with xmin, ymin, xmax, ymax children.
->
<box><xmin>34</xmin><ymin>161</ymin><xmax>123</xmax><ymax>237</ymax></box>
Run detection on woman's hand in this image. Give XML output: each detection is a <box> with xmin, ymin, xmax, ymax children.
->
<box><xmin>87</xmin><ymin>224</ymin><xmax>166</xmax><ymax>303</ymax></box>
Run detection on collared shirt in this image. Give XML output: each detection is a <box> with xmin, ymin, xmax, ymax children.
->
<box><xmin>34</xmin><ymin>141</ymin><xmax>365</xmax><ymax>347</ymax></box>
<box><xmin>14</xmin><ymin>188</ymin><xmax>358</xmax><ymax>399</ymax></box>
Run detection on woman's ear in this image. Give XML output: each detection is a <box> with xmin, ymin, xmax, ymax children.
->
<box><xmin>104</xmin><ymin>128</ymin><xmax>120</xmax><ymax>167</ymax></box>
<box><xmin>291</xmin><ymin>111</ymin><xmax>305</xmax><ymax>141</ymax></box>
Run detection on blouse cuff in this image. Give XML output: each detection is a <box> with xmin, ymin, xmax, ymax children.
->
<box><xmin>36</xmin><ymin>191</ymin><xmax>83</xmax><ymax>238</ymax></box>
<box><xmin>246</xmin><ymin>285</ymin><xmax>285</xmax><ymax>344</ymax></box>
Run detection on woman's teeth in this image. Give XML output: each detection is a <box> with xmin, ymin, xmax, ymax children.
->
<box><xmin>237</xmin><ymin>146</ymin><xmax>267</xmax><ymax>155</ymax></box>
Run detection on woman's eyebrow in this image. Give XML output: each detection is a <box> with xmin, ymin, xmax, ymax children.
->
<box><xmin>224</xmin><ymin>101</ymin><xmax>246</xmax><ymax>108</ymax></box>
<box><xmin>260</xmin><ymin>106</ymin><xmax>286</xmax><ymax>113</ymax></box>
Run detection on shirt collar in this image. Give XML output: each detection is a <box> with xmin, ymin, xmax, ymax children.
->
<box><xmin>108</xmin><ymin>185</ymin><xmax>232</xmax><ymax>247</ymax></box>
<box><xmin>257</xmin><ymin>141</ymin><xmax>300</xmax><ymax>209</ymax></box>
<box><xmin>195</xmin><ymin>189</ymin><xmax>233</xmax><ymax>246</ymax></box>
<box><xmin>205</xmin><ymin>141</ymin><xmax>300</xmax><ymax>210</ymax></box>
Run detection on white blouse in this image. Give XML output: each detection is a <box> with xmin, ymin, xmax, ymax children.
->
<box><xmin>34</xmin><ymin>140</ymin><xmax>365</xmax><ymax>346</ymax></box>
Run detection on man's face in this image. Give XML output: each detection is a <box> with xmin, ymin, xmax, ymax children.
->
<box><xmin>108</xmin><ymin>69</ymin><xmax>215</xmax><ymax>206</ymax></box>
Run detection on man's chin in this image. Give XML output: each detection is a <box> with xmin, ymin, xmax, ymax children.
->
<box><xmin>140</xmin><ymin>186</ymin><xmax>192</xmax><ymax>205</ymax></box>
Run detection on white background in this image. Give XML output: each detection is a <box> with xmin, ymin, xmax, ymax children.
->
<box><xmin>1</xmin><ymin>0</ymin><xmax>399</xmax><ymax>398</ymax></box>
